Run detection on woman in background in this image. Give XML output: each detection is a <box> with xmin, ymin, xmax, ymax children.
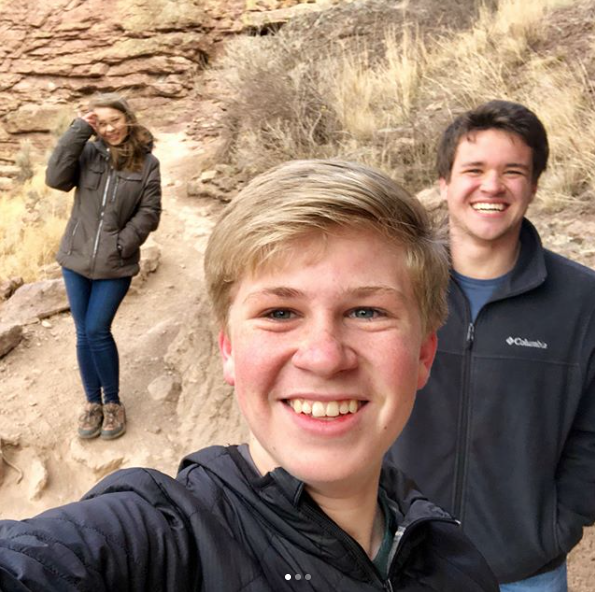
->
<box><xmin>46</xmin><ymin>93</ymin><xmax>161</xmax><ymax>440</ymax></box>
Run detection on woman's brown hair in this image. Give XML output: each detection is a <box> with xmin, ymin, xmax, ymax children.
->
<box><xmin>89</xmin><ymin>93</ymin><xmax>154</xmax><ymax>172</ymax></box>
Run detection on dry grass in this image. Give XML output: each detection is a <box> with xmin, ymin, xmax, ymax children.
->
<box><xmin>0</xmin><ymin>166</ymin><xmax>69</xmax><ymax>283</ymax></box>
<box><xmin>217</xmin><ymin>0</ymin><xmax>594</xmax><ymax>209</ymax></box>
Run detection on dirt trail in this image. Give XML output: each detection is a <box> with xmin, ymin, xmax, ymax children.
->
<box><xmin>0</xmin><ymin>122</ymin><xmax>225</xmax><ymax>518</ymax></box>
<box><xmin>0</xmin><ymin>121</ymin><xmax>594</xmax><ymax>591</ymax></box>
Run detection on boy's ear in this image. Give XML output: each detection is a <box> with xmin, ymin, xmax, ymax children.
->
<box><xmin>417</xmin><ymin>332</ymin><xmax>438</xmax><ymax>390</ymax></box>
<box><xmin>218</xmin><ymin>330</ymin><xmax>236</xmax><ymax>386</ymax></box>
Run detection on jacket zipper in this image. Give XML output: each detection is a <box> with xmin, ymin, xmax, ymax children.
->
<box><xmin>451</xmin><ymin>284</ymin><xmax>475</xmax><ymax>520</ymax></box>
<box><xmin>302</xmin><ymin>504</ymin><xmax>388</xmax><ymax>588</ymax></box>
<box><xmin>67</xmin><ymin>220</ymin><xmax>80</xmax><ymax>255</ymax></box>
<box><xmin>91</xmin><ymin>167</ymin><xmax>113</xmax><ymax>274</ymax></box>
<box><xmin>110</xmin><ymin>175</ymin><xmax>119</xmax><ymax>202</ymax></box>
<box><xmin>302</xmin><ymin>503</ymin><xmax>452</xmax><ymax>589</ymax></box>
<box><xmin>386</xmin><ymin>517</ymin><xmax>457</xmax><ymax>585</ymax></box>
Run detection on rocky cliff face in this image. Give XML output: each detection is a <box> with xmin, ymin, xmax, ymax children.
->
<box><xmin>0</xmin><ymin>0</ymin><xmax>350</xmax><ymax>187</ymax></box>
<box><xmin>0</xmin><ymin>0</ymin><xmax>249</xmax><ymax>175</ymax></box>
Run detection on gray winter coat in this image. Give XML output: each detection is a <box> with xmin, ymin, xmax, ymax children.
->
<box><xmin>46</xmin><ymin>118</ymin><xmax>161</xmax><ymax>279</ymax></box>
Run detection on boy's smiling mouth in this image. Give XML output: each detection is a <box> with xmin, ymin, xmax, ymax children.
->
<box><xmin>285</xmin><ymin>398</ymin><xmax>365</xmax><ymax>418</ymax></box>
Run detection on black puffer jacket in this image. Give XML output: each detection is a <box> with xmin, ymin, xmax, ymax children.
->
<box><xmin>388</xmin><ymin>220</ymin><xmax>595</xmax><ymax>583</ymax></box>
<box><xmin>0</xmin><ymin>445</ymin><xmax>498</xmax><ymax>591</ymax></box>
<box><xmin>46</xmin><ymin>118</ymin><xmax>161</xmax><ymax>279</ymax></box>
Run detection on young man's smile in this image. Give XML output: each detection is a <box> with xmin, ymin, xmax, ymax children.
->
<box><xmin>219</xmin><ymin>227</ymin><xmax>436</xmax><ymax>489</ymax></box>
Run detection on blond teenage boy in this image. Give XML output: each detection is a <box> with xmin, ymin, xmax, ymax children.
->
<box><xmin>0</xmin><ymin>160</ymin><xmax>497</xmax><ymax>591</ymax></box>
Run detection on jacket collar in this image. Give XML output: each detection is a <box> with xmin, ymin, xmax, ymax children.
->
<box><xmin>450</xmin><ymin>218</ymin><xmax>548</xmax><ymax>301</ymax></box>
<box><xmin>178</xmin><ymin>445</ymin><xmax>454</xmax><ymax>531</ymax></box>
<box><xmin>498</xmin><ymin>218</ymin><xmax>547</xmax><ymax>299</ymax></box>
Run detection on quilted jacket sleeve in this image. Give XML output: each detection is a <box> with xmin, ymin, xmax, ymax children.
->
<box><xmin>45</xmin><ymin>119</ymin><xmax>94</xmax><ymax>192</ymax></box>
<box><xmin>0</xmin><ymin>469</ymin><xmax>200</xmax><ymax>592</ymax></box>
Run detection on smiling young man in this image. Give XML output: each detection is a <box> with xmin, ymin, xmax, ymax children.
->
<box><xmin>0</xmin><ymin>160</ymin><xmax>498</xmax><ymax>591</ymax></box>
<box><xmin>387</xmin><ymin>101</ymin><xmax>595</xmax><ymax>591</ymax></box>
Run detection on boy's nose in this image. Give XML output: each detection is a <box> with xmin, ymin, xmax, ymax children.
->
<box><xmin>480</xmin><ymin>171</ymin><xmax>505</xmax><ymax>195</ymax></box>
<box><xmin>292</xmin><ymin>323</ymin><xmax>357</xmax><ymax>377</ymax></box>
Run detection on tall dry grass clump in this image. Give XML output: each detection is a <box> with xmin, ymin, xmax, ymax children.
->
<box><xmin>216</xmin><ymin>0</ymin><xmax>595</xmax><ymax>208</ymax></box>
<box><xmin>216</xmin><ymin>24</ymin><xmax>429</xmax><ymax>183</ymax></box>
<box><xmin>0</xmin><ymin>164</ymin><xmax>69</xmax><ymax>283</ymax></box>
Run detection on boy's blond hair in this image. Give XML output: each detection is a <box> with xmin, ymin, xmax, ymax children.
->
<box><xmin>204</xmin><ymin>159</ymin><xmax>449</xmax><ymax>334</ymax></box>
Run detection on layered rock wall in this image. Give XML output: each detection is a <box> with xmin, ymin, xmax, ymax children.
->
<box><xmin>0</xmin><ymin>0</ymin><xmax>247</xmax><ymax>168</ymax></box>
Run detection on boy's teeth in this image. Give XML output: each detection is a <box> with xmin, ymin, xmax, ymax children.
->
<box><xmin>472</xmin><ymin>203</ymin><xmax>505</xmax><ymax>211</ymax></box>
<box><xmin>289</xmin><ymin>399</ymin><xmax>361</xmax><ymax>418</ymax></box>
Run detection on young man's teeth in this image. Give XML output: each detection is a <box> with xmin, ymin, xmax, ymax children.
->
<box><xmin>289</xmin><ymin>399</ymin><xmax>360</xmax><ymax>417</ymax></box>
<box><xmin>472</xmin><ymin>203</ymin><xmax>505</xmax><ymax>211</ymax></box>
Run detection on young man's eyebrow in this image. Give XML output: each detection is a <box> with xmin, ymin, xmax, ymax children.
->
<box><xmin>457</xmin><ymin>159</ymin><xmax>531</xmax><ymax>170</ymax></box>
<box><xmin>243</xmin><ymin>285</ymin><xmax>406</xmax><ymax>303</ymax></box>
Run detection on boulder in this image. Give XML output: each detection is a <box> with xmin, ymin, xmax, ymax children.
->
<box><xmin>28</xmin><ymin>456</ymin><xmax>48</xmax><ymax>501</ymax></box>
<box><xmin>148</xmin><ymin>373</ymin><xmax>182</xmax><ymax>403</ymax></box>
<box><xmin>0</xmin><ymin>323</ymin><xmax>23</xmax><ymax>358</ymax></box>
<box><xmin>0</xmin><ymin>279</ymin><xmax>68</xmax><ymax>326</ymax></box>
<box><xmin>0</xmin><ymin>277</ymin><xmax>24</xmax><ymax>301</ymax></box>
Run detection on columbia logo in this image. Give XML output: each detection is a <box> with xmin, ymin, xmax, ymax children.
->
<box><xmin>506</xmin><ymin>336</ymin><xmax>548</xmax><ymax>349</ymax></box>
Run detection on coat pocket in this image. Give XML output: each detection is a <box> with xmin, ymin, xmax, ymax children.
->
<box><xmin>82</xmin><ymin>164</ymin><xmax>104</xmax><ymax>189</ymax></box>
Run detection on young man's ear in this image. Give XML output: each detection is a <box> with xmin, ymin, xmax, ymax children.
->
<box><xmin>218</xmin><ymin>331</ymin><xmax>235</xmax><ymax>386</ymax></box>
<box><xmin>529</xmin><ymin>180</ymin><xmax>539</xmax><ymax>204</ymax></box>
<box><xmin>417</xmin><ymin>332</ymin><xmax>438</xmax><ymax>390</ymax></box>
<box><xmin>439</xmin><ymin>177</ymin><xmax>449</xmax><ymax>201</ymax></box>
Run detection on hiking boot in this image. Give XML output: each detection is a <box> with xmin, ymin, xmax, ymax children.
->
<box><xmin>101</xmin><ymin>403</ymin><xmax>126</xmax><ymax>440</ymax></box>
<box><xmin>78</xmin><ymin>403</ymin><xmax>103</xmax><ymax>439</ymax></box>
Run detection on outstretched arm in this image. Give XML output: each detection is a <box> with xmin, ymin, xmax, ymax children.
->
<box><xmin>0</xmin><ymin>469</ymin><xmax>200</xmax><ymax>592</ymax></box>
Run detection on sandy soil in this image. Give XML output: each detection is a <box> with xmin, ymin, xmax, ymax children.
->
<box><xmin>0</xmin><ymin>120</ymin><xmax>594</xmax><ymax>590</ymax></box>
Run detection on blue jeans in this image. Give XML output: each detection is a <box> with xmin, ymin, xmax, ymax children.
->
<box><xmin>500</xmin><ymin>562</ymin><xmax>567</xmax><ymax>592</ymax></box>
<box><xmin>62</xmin><ymin>268</ymin><xmax>131</xmax><ymax>405</ymax></box>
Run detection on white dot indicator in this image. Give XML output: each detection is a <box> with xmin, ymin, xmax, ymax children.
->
<box><xmin>295</xmin><ymin>574</ymin><xmax>302</xmax><ymax>580</ymax></box>
<box><xmin>285</xmin><ymin>574</ymin><xmax>291</xmax><ymax>580</ymax></box>
<box><xmin>305</xmin><ymin>574</ymin><xmax>311</xmax><ymax>580</ymax></box>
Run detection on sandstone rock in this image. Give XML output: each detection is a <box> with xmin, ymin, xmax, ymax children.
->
<box><xmin>415</xmin><ymin>185</ymin><xmax>444</xmax><ymax>212</ymax></box>
<box><xmin>28</xmin><ymin>456</ymin><xmax>48</xmax><ymax>501</ymax></box>
<box><xmin>4</xmin><ymin>105</ymin><xmax>66</xmax><ymax>134</ymax></box>
<box><xmin>200</xmin><ymin>169</ymin><xmax>217</xmax><ymax>182</ymax></box>
<box><xmin>0</xmin><ymin>324</ymin><xmax>23</xmax><ymax>358</ymax></box>
<box><xmin>70</xmin><ymin>439</ymin><xmax>125</xmax><ymax>479</ymax></box>
<box><xmin>0</xmin><ymin>279</ymin><xmax>69</xmax><ymax>326</ymax></box>
<box><xmin>242</xmin><ymin>2</ymin><xmax>328</xmax><ymax>32</ymax></box>
<box><xmin>137</xmin><ymin>242</ymin><xmax>161</xmax><ymax>281</ymax></box>
<box><xmin>148</xmin><ymin>373</ymin><xmax>182</xmax><ymax>403</ymax></box>
<box><xmin>165</xmin><ymin>292</ymin><xmax>246</xmax><ymax>451</ymax></box>
<box><xmin>38</xmin><ymin>262</ymin><xmax>62</xmax><ymax>280</ymax></box>
<box><xmin>0</xmin><ymin>165</ymin><xmax>20</xmax><ymax>178</ymax></box>
<box><xmin>0</xmin><ymin>277</ymin><xmax>24</xmax><ymax>301</ymax></box>
<box><xmin>186</xmin><ymin>179</ymin><xmax>230</xmax><ymax>202</ymax></box>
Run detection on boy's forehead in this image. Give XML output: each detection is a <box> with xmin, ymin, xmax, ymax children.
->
<box><xmin>228</xmin><ymin>228</ymin><xmax>413</xmax><ymax>303</ymax></box>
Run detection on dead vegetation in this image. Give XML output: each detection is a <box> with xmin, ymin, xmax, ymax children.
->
<box><xmin>216</xmin><ymin>0</ymin><xmax>595</xmax><ymax>206</ymax></box>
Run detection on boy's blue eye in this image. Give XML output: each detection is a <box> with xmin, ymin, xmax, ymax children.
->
<box><xmin>266</xmin><ymin>309</ymin><xmax>295</xmax><ymax>320</ymax></box>
<box><xmin>350</xmin><ymin>308</ymin><xmax>382</xmax><ymax>319</ymax></box>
